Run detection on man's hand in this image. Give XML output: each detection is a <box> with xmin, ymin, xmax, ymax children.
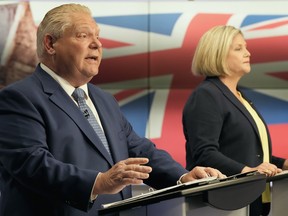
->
<box><xmin>180</xmin><ymin>166</ymin><xmax>226</xmax><ymax>183</ymax></box>
<box><xmin>93</xmin><ymin>158</ymin><xmax>152</xmax><ymax>195</ymax></box>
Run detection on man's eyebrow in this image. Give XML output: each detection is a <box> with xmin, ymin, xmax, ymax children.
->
<box><xmin>74</xmin><ymin>25</ymin><xmax>100</xmax><ymax>33</ymax></box>
<box><xmin>75</xmin><ymin>26</ymin><xmax>90</xmax><ymax>30</ymax></box>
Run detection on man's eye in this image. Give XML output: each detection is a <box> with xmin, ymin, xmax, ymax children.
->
<box><xmin>78</xmin><ymin>33</ymin><xmax>87</xmax><ymax>38</ymax></box>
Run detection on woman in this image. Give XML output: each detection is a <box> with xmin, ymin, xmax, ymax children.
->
<box><xmin>183</xmin><ymin>25</ymin><xmax>288</xmax><ymax>216</ymax></box>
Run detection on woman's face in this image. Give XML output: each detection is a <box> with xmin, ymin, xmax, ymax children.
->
<box><xmin>226</xmin><ymin>33</ymin><xmax>251</xmax><ymax>77</ymax></box>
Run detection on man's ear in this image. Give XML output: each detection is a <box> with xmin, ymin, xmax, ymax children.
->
<box><xmin>44</xmin><ymin>34</ymin><xmax>56</xmax><ymax>55</ymax></box>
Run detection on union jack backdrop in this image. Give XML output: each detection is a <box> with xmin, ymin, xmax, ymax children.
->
<box><xmin>1</xmin><ymin>1</ymin><xmax>287</xmax><ymax>166</ymax></box>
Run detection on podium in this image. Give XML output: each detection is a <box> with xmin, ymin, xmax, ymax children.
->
<box><xmin>267</xmin><ymin>170</ymin><xmax>288</xmax><ymax>215</ymax></box>
<box><xmin>99</xmin><ymin>172</ymin><xmax>266</xmax><ymax>216</ymax></box>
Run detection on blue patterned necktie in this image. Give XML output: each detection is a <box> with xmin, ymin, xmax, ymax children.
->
<box><xmin>72</xmin><ymin>88</ymin><xmax>111</xmax><ymax>156</ymax></box>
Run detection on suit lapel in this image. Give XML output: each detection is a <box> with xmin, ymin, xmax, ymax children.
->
<box><xmin>34</xmin><ymin>66</ymin><xmax>113</xmax><ymax>165</ymax></box>
<box><xmin>209</xmin><ymin>77</ymin><xmax>261</xmax><ymax>139</ymax></box>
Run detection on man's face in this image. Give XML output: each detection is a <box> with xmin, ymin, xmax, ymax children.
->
<box><xmin>52</xmin><ymin>13</ymin><xmax>102</xmax><ymax>87</ymax></box>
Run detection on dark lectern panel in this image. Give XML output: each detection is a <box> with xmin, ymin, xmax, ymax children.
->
<box><xmin>267</xmin><ymin>170</ymin><xmax>288</xmax><ymax>182</ymax></box>
<box><xmin>182</xmin><ymin>173</ymin><xmax>266</xmax><ymax>210</ymax></box>
<box><xmin>99</xmin><ymin>172</ymin><xmax>266</xmax><ymax>215</ymax></box>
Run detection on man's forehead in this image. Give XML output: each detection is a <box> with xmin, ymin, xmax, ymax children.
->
<box><xmin>70</xmin><ymin>16</ymin><xmax>99</xmax><ymax>30</ymax></box>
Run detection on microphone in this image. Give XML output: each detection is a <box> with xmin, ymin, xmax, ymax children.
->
<box><xmin>83</xmin><ymin>109</ymin><xmax>90</xmax><ymax>119</ymax></box>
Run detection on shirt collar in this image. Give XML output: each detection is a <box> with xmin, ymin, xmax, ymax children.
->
<box><xmin>40</xmin><ymin>63</ymin><xmax>88</xmax><ymax>98</ymax></box>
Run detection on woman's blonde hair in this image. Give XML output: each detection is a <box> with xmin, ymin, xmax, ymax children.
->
<box><xmin>192</xmin><ymin>25</ymin><xmax>243</xmax><ymax>77</ymax></box>
<box><xmin>36</xmin><ymin>3</ymin><xmax>91</xmax><ymax>59</ymax></box>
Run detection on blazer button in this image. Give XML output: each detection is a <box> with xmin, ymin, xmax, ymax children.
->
<box><xmin>256</xmin><ymin>155</ymin><xmax>261</xmax><ymax>157</ymax></box>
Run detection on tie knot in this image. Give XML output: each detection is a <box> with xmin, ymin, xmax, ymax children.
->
<box><xmin>72</xmin><ymin>88</ymin><xmax>86</xmax><ymax>101</ymax></box>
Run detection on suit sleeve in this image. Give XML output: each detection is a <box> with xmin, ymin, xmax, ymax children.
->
<box><xmin>106</xmin><ymin>95</ymin><xmax>187</xmax><ymax>189</ymax></box>
<box><xmin>272</xmin><ymin>156</ymin><xmax>285</xmax><ymax>169</ymax></box>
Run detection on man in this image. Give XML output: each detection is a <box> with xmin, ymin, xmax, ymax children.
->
<box><xmin>0</xmin><ymin>4</ymin><xmax>224</xmax><ymax>216</ymax></box>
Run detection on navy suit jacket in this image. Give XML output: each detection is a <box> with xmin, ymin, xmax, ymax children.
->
<box><xmin>0</xmin><ymin>65</ymin><xmax>187</xmax><ymax>216</ymax></box>
<box><xmin>183</xmin><ymin>76</ymin><xmax>285</xmax><ymax>176</ymax></box>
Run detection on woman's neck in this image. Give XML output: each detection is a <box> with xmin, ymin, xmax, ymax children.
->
<box><xmin>219</xmin><ymin>76</ymin><xmax>242</xmax><ymax>100</ymax></box>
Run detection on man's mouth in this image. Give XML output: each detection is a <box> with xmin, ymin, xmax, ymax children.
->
<box><xmin>86</xmin><ymin>56</ymin><xmax>97</xmax><ymax>60</ymax></box>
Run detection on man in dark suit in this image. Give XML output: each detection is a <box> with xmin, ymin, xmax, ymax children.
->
<box><xmin>0</xmin><ymin>4</ymin><xmax>224</xmax><ymax>216</ymax></box>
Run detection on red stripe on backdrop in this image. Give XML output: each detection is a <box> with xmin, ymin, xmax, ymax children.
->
<box><xmin>267</xmin><ymin>71</ymin><xmax>288</xmax><ymax>81</ymax></box>
<box><xmin>101</xmin><ymin>38</ymin><xmax>133</xmax><ymax>49</ymax></box>
<box><xmin>248</xmin><ymin>36</ymin><xmax>288</xmax><ymax>64</ymax></box>
<box><xmin>248</xmin><ymin>20</ymin><xmax>288</xmax><ymax>31</ymax></box>
<box><xmin>114</xmin><ymin>89</ymin><xmax>145</xmax><ymax>101</ymax></box>
<box><xmin>151</xmin><ymin>13</ymin><xmax>234</xmax><ymax>167</ymax></box>
<box><xmin>269</xmin><ymin>124</ymin><xmax>288</xmax><ymax>159</ymax></box>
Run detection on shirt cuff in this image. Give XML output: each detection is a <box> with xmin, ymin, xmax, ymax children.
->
<box><xmin>177</xmin><ymin>173</ymin><xmax>187</xmax><ymax>185</ymax></box>
<box><xmin>90</xmin><ymin>173</ymin><xmax>101</xmax><ymax>202</ymax></box>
